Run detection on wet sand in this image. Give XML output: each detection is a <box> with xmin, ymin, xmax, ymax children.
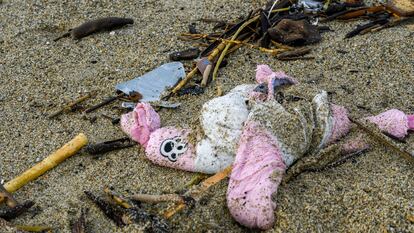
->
<box><xmin>1</xmin><ymin>0</ymin><xmax>413</xmax><ymax>232</ymax></box>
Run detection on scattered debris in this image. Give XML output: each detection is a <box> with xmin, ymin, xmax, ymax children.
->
<box><xmin>85</xmin><ymin>137</ymin><xmax>136</xmax><ymax>157</ymax></box>
<box><xmin>48</xmin><ymin>93</ymin><xmax>94</xmax><ymax>118</ymax></box>
<box><xmin>163</xmin><ymin>166</ymin><xmax>232</xmax><ymax>219</ymax></box>
<box><xmin>84</xmin><ymin>191</ymin><xmax>170</xmax><ymax>232</ymax></box>
<box><xmin>85</xmin><ymin>93</ymin><xmax>126</xmax><ymax>113</ymax></box>
<box><xmin>169</xmin><ymin>48</ymin><xmax>200</xmax><ymax>61</ymax></box>
<box><xmin>54</xmin><ymin>17</ymin><xmax>134</xmax><ymax>41</ymax></box>
<box><xmin>116</xmin><ymin>62</ymin><xmax>185</xmax><ymax>102</ymax></box>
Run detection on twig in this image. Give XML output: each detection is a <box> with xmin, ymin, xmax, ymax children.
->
<box><xmin>212</xmin><ymin>16</ymin><xmax>260</xmax><ymax>81</ymax></box>
<box><xmin>48</xmin><ymin>93</ymin><xmax>94</xmax><ymax>118</ymax></box>
<box><xmin>85</xmin><ymin>137</ymin><xmax>136</xmax><ymax>157</ymax></box>
<box><xmin>163</xmin><ymin>166</ymin><xmax>232</xmax><ymax>219</ymax></box>
<box><xmin>350</xmin><ymin>117</ymin><xmax>414</xmax><ymax>165</ymax></box>
<box><xmin>131</xmin><ymin>194</ymin><xmax>184</xmax><ymax>204</ymax></box>
<box><xmin>85</xmin><ymin>93</ymin><xmax>125</xmax><ymax>113</ymax></box>
<box><xmin>0</xmin><ymin>134</ymin><xmax>88</xmax><ymax>203</ymax></box>
<box><xmin>103</xmin><ymin>187</ymin><xmax>133</xmax><ymax>209</ymax></box>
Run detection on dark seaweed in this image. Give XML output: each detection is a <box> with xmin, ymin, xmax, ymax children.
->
<box><xmin>169</xmin><ymin>48</ymin><xmax>200</xmax><ymax>61</ymax></box>
<box><xmin>85</xmin><ymin>137</ymin><xmax>136</xmax><ymax>157</ymax></box>
<box><xmin>0</xmin><ymin>201</ymin><xmax>35</xmax><ymax>221</ymax></box>
<box><xmin>55</xmin><ymin>17</ymin><xmax>133</xmax><ymax>41</ymax></box>
<box><xmin>84</xmin><ymin>191</ymin><xmax>126</xmax><ymax>227</ymax></box>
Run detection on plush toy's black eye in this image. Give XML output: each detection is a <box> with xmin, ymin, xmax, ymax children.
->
<box><xmin>164</xmin><ymin>142</ymin><xmax>174</xmax><ymax>153</ymax></box>
<box><xmin>171</xmin><ymin>153</ymin><xmax>176</xmax><ymax>160</ymax></box>
<box><xmin>177</xmin><ymin>145</ymin><xmax>183</xmax><ymax>150</ymax></box>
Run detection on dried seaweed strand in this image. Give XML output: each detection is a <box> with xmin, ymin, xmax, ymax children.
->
<box><xmin>212</xmin><ymin>16</ymin><xmax>260</xmax><ymax>81</ymax></box>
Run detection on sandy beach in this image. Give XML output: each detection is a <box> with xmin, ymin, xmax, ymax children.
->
<box><xmin>1</xmin><ymin>0</ymin><xmax>413</xmax><ymax>232</ymax></box>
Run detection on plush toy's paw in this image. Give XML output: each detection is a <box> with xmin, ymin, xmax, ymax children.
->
<box><xmin>227</xmin><ymin>122</ymin><xmax>286</xmax><ymax>230</ymax></box>
<box><xmin>120</xmin><ymin>103</ymin><xmax>160</xmax><ymax>147</ymax></box>
<box><xmin>365</xmin><ymin>109</ymin><xmax>413</xmax><ymax>139</ymax></box>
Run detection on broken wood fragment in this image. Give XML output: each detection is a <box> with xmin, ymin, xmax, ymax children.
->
<box><xmin>277</xmin><ymin>47</ymin><xmax>311</xmax><ymax>60</ymax></box>
<box><xmin>54</xmin><ymin>17</ymin><xmax>134</xmax><ymax>41</ymax></box>
<box><xmin>131</xmin><ymin>194</ymin><xmax>184</xmax><ymax>204</ymax></box>
<box><xmin>85</xmin><ymin>93</ymin><xmax>125</xmax><ymax>113</ymax></box>
<box><xmin>48</xmin><ymin>93</ymin><xmax>94</xmax><ymax>119</ymax></box>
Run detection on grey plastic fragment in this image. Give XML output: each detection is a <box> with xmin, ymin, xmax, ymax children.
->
<box><xmin>116</xmin><ymin>62</ymin><xmax>185</xmax><ymax>102</ymax></box>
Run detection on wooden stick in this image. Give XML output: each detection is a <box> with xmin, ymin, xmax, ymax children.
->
<box><xmin>0</xmin><ymin>134</ymin><xmax>88</xmax><ymax>203</ymax></box>
<box><xmin>131</xmin><ymin>194</ymin><xmax>184</xmax><ymax>204</ymax></box>
<box><xmin>163</xmin><ymin>166</ymin><xmax>232</xmax><ymax>219</ymax></box>
<box><xmin>85</xmin><ymin>93</ymin><xmax>124</xmax><ymax>113</ymax></box>
<box><xmin>48</xmin><ymin>93</ymin><xmax>94</xmax><ymax>118</ymax></box>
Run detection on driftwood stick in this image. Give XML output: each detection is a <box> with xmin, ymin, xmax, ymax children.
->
<box><xmin>0</xmin><ymin>134</ymin><xmax>88</xmax><ymax>203</ymax></box>
<box><xmin>131</xmin><ymin>194</ymin><xmax>184</xmax><ymax>204</ymax></box>
<box><xmin>48</xmin><ymin>93</ymin><xmax>94</xmax><ymax>118</ymax></box>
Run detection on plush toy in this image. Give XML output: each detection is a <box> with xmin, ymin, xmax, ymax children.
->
<box><xmin>121</xmin><ymin>65</ymin><xmax>414</xmax><ymax>230</ymax></box>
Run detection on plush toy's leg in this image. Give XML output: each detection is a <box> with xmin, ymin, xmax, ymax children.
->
<box><xmin>227</xmin><ymin>121</ymin><xmax>286</xmax><ymax>230</ymax></box>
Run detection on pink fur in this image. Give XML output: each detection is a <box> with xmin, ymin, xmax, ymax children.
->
<box><xmin>227</xmin><ymin>121</ymin><xmax>286</xmax><ymax>230</ymax></box>
<box><xmin>365</xmin><ymin>109</ymin><xmax>410</xmax><ymax>139</ymax></box>
<box><xmin>120</xmin><ymin>103</ymin><xmax>161</xmax><ymax>147</ymax></box>
<box><xmin>255</xmin><ymin>65</ymin><xmax>298</xmax><ymax>100</ymax></box>
<box><xmin>408</xmin><ymin>115</ymin><xmax>414</xmax><ymax>130</ymax></box>
<box><xmin>327</xmin><ymin>104</ymin><xmax>351</xmax><ymax>144</ymax></box>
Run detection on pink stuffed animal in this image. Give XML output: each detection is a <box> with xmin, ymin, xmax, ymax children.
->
<box><xmin>121</xmin><ymin>65</ymin><xmax>413</xmax><ymax>230</ymax></box>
